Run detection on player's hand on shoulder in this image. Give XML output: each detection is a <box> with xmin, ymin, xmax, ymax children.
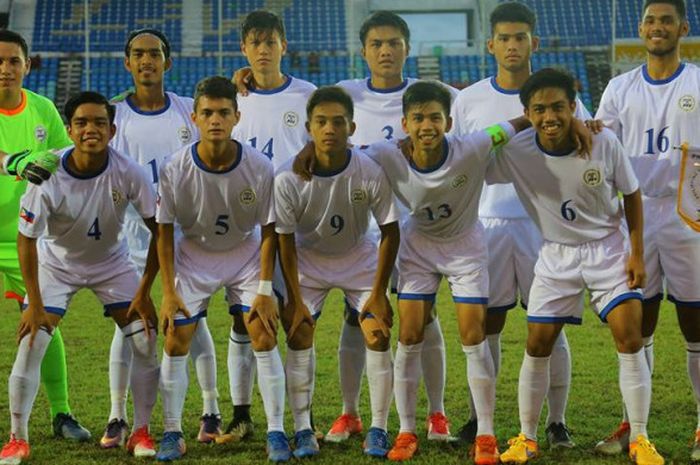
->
<box><xmin>360</xmin><ymin>292</ymin><xmax>393</xmax><ymax>339</ymax></box>
<box><xmin>231</xmin><ymin>67</ymin><xmax>254</xmax><ymax>96</ymax></box>
<box><xmin>17</xmin><ymin>302</ymin><xmax>54</xmax><ymax>346</ymax></box>
<box><xmin>398</xmin><ymin>137</ymin><xmax>413</xmax><ymax>162</ymax></box>
<box><xmin>247</xmin><ymin>294</ymin><xmax>279</xmax><ymax>337</ymax></box>
<box><xmin>626</xmin><ymin>254</ymin><xmax>646</xmax><ymax>289</ymax></box>
<box><xmin>160</xmin><ymin>292</ymin><xmax>190</xmax><ymax>335</ymax></box>
<box><xmin>128</xmin><ymin>291</ymin><xmax>158</xmax><ymax>335</ymax></box>
<box><xmin>284</xmin><ymin>299</ymin><xmax>314</xmax><ymax>340</ymax></box>
<box><xmin>292</xmin><ymin>141</ymin><xmax>316</xmax><ymax>181</ymax></box>
<box><xmin>570</xmin><ymin>118</ymin><xmax>593</xmax><ymax>159</ymax></box>
<box><xmin>3</xmin><ymin>149</ymin><xmax>61</xmax><ymax>184</ymax></box>
<box><xmin>584</xmin><ymin>119</ymin><xmax>604</xmax><ymax>134</ymax></box>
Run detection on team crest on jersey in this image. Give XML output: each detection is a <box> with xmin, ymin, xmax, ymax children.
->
<box><xmin>34</xmin><ymin>125</ymin><xmax>47</xmax><ymax>142</ymax></box>
<box><xmin>452</xmin><ymin>174</ymin><xmax>468</xmax><ymax>188</ymax></box>
<box><xmin>351</xmin><ymin>189</ymin><xmax>368</xmax><ymax>204</ymax></box>
<box><xmin>178</xmin><ymin>126</ymin><xmax>192</xmax><ymax>143</ymax></box>
<box><xmin>112</xmin><ymin>189</ymin><xmax>125</xmax><ymax>206</ymax></box>
<box><xmin>284</xmin><ymin>111</ymin><xmax>300</xmax><ymax>127</ymax></box>
<box><xmin>583</xmin><ymin>168</ymin><xmax>602</xmax><ymax>187</ymax></box>
<box><xmin>239</xmin><ymin>188</ymin><xmax>256</xmax><ymax>205</ymax></box>
<box><xmin>679</xmin><ymin>95</ymin><xmax>696</xmax><ymax>113</ymax></box>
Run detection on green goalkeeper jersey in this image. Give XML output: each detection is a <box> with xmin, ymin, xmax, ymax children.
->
<box><xmin>0</xmin><ymin>89</ymin><xmax>71</xmax><ymax>259</ymax></box>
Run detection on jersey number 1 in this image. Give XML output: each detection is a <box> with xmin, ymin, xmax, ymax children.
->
<box><xmin>249</xmin><ymin>137</ymin><xmax>274</xmax><ymax>159</ymax></box>
<box><xmin>644</xmin><ymin>127</ymin><xmax>669</xmax><ymax>155</ymax></box>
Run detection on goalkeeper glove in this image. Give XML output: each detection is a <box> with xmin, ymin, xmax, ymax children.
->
<box><xmin>2</xmin><ymin>149</ymin><xmax>60</xmax><ymax>184</ymax></box>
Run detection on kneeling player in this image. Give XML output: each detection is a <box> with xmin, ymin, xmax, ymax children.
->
<box><xmin>155</xmin><ymin>77</ymin><xmax>289</xmax><ymax>462</ymax></box>
<box><xmin>277</xmin><ymin>86</ymin><xmax>400</xmax><ymax>458</ymax></box>
<box><xmin>491</xmin><ymin>69</ymin><xmax>663</xmax><ymax>465</ymax></box>
<box><xmin>0</xmin><ymin>92</ymin><xmax>161</xmax><ymax>464</ymax></box>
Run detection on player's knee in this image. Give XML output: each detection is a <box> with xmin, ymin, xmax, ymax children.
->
<box><xmin>164</xmin><ymin>329</ymin><xmax>192</xmax><ymax>356</ymax></box>
<box><xmin>526</xmin><ymin>338</ymin><xmax>555</xmax><ymax>357</ymax></box>
<box><xmin>399</xmin><ymin>326</ymin><xmax>424</xmax><ymax>346</ymax></box>
<box><xmin>286</xmin><ymin>324</ymin><xmax>314</xmax><ymax>351</ymax></box>
<box><xmin>614</xmin><ymin>333</ymin><xmax>643</xmax><ymax>354</ymax></box>
<box><xmin>485</xmin><ymin>311</ymin><xmax>507</xmax><ymax>335</ymax></box>
<box><xmin>250</xmin><ymin>331</ymin><xmax>277</xmax><ymax>352</ymax></box>
<box><xmin>459</xmin><ymin>326</ymin><xmax>485</xmax><ymax>346</ymax></box>
<box><xmin>364</xmin><ymin>333</ymin><xmax>390</xmax><ymax>351</ymax></box>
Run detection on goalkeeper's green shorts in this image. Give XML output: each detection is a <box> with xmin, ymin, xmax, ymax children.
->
<box><xmin>0</xmin><ymin>244</ymin><xmax>24</xmax><ymax>304</ymax></box>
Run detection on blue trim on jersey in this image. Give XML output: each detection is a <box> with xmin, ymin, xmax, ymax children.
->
<box><xmin>668</xmin><ymin>295</ymin><xmax>700</xmax><ymax>308</ymax></box>
<box><xmin>527</xmin><ymin>315</ymin><xmax>583</xmax><ymax>325</ymax></box>
<box><xmin>102</xmin><ymin>301</ymin><xmax>132</xmax><ymax>316</ymax></box>
<box><xmin>487</xmin><ymin>302</ymin><xmax>517</xmax><ymax>314</ymax></box>
<box><xmin>599</xmin><ymin>291</ymin><xmax>643</xmax><ymax>322</ymax></box>
<box><xmin>249</xmin><ymin>75</ymin><xmax>293</xmax><ymax>94</ymax></box>
<box><xmin>62</xmin><ymin>148</ymin><xmax>110</xmax><ymax>179</ymax></box>
<box><xmin>174</xmin><ymin>310</ymin><xmax>208</xmax><ymax>325</ymax></box>
<box><xmin>314</xmin><ymin>149</ymin><xmax>352</xmax><ymax>177</ymax></box>
<box><xmin>409</xmin><ymin>138</ymin><xmax>449</xmax><ymax>173</ymax></box>
<box><xmin>191</xmin><ymin>140</ymin><xmax>243</xmax><ymax>174</ymax></box>
<box><xmin>366</xmin><ymin>78</ymin><xmax>409</xmax><ymax>94</ymax></box>
<box><xmin>490</xmin><ymin>76</ymin><xmax>520</xmax><ymax>95</ymax></box>
<box><xmin>398</xmin><ymin>292</ymin><xmax>437</xmax><ymax>302</ymax></box>
<box><xmin>126</xmin><ymin>93</ymin><xmax>171</xmax><ymax>115</ymax></box>
<box><xmin>454</xmin><ymin>296</ymin><xmax>488</xmax><ymax>305</ymax></box>
<box><xmin>642</xmin><ymin>292</ymin><xmax>664</xmax><ymax>304</ymax></box>
<box><xmin>228</xmin><ymin>304</ymin><xmax>251</xmax><ymax>315</ymax></box>
<box><xmin>535</xmin><ymin>135</ymin><xmax>575</xmax><ymax>157</ymax></box>
<box><xmin>642</xmin><ymin>62</ymin><xmax>685</xmax><ymax>85</ymax></box>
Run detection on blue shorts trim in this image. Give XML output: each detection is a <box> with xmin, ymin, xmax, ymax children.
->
<box><xmin>229</xmin><ymin>304</ymin><xmax>252</xmax><ymax>315</ymax></box>
<box><xmin>487</xmin><ymin>302</ymin><xmax>517</xmax><ymax>314</ymax></box>
<box><xmin>453</xmin><ymin>296</ymin><xmax>488</xmax><ymax>305</ymax></box>
<box><xmin>398</xmin><ymin>292</ymin><xmax>436</xmax><ymax>302</ymax></box>
<box><xmin>642</xmin><ymin>293</ymin><xmax>664</xmax><ymax>305</ymax></box>
<box><xmin>103</xmin><ymin>301</ymin><xmax>132</xmax><ymax>317</ymax></box>
<box><xmin>174</xmin><ymin>310</ymin><xmax>208</xmax><ymax>326</ymax></box>
<box><xmin>391</xmin><ymin>287</ymin><xmax>398</xmax><ymax>294</ymax></box>
<box><xmin>599</xmin><ymin>292</ymin><xmax>643</xmax><ymax>322</ymax></box>
<box><xmin>527</xmin><ymin>315</ymin><xmax>583</xmax><ymax>325</ymax></box>
<box><xmin>668</xmin><ymin>295</ymin><xmax>700</xmax><ymax>308</ymax></box>
<box><xmin>21</xmin><ymin>305</ymin><xmax>66</xmax><ymax>317</ymax></box>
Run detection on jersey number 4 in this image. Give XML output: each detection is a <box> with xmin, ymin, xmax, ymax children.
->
<box><xmin>88</xmin><ymin>217</ymin><xmax>102</xmax><ymax>240</ymax></box>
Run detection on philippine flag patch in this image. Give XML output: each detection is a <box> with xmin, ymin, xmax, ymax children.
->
<box><xmin>20</xmin><ymin>207</ymin><xmax>35</xmax><ymax>224</ymax></box>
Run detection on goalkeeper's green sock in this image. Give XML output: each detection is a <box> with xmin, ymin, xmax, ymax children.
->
<box><xmin>41</xmin><ymin>327</ymin><xmax>71</xmax><ymax>417</ymax></box>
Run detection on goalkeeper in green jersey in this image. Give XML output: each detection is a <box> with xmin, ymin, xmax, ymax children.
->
<box><xmin>0</xmin><ymin>29</ymin><xmax>90</xmax><ymax>441</ymax></box>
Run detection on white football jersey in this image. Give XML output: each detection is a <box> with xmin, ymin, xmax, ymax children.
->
<box><xmin>232</xmin><ymin>76</ymin><xmax>316</xmax><ymax>171</ymax></box>
<box><xmin>486</xmin><ymin>128</ymin><xmax>639</xmax><ymax>245</ymax></box>
<box><xmin>453</xmin><ymin>76</ymin><xmax>592</xmax><ymax>218</ymax></box>
<box><xmin>337</xmin><ymin>78</ymin><xmax>458</xmax><ymax>145</ymax></box>
<box><xmin>111</xmin><ymin>91</ymin><xmax>198</xmax><ymax>184</ymax></box>
<box><xmin>596</xmin><ymin>63</ymin><xmax>700</xmax><ymax>198</ymax></box>
<box><xmin>18</xmin><ymin>147</ymin><xmax>155</xmax><ymax>269</ymax></box>
<box><xmin>274</xmin><ymin>147</ymin><xmax>399</xmax><ymax>255</ymax></box>
<box><xmin>157</xmin><ymin>141</ymin><xmax>275</xmax><ymax>252</ymax></box>
<box><xmin>363</xmin><ymin>126</ymin><xmax>515</xmax><ymax>239</ymax></box>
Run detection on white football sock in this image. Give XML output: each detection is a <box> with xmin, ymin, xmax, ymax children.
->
<box><xmin>686</xmin><ymin>342</ymin><xmax>700</xmax><ymax>430</ymax></box>
<box><xmin>463</xmin><ymin>341</ymin><xmax>496</xmax><ymax>436</ymax></box>
<box><xmin>122</xmin><ymin>321</ymin><xmax>159</xmax><ymax>430</ymax></box>
<box><xmin>254</xmin><ymin>348</ymin><xmax>286</xmax><ymax>433</ymax></box>
<box><xmin>10</xmin><ymin>329</ymin><xmax>52</xmax><ymax>441</ymax></box>
<box><xmin>366</xmin><ymin>348</ymin><xmax>393</xmax><ymax>431</ymax></box>
<box><xmin>285</xmin><ymin>347</ymin><xmax>314</xmax><ymax>432</ymax></box>
<box><xmin>394</xmin><ymin>342</ymin><xmax>423</xmax><ymax>433</ymax></box>
<box><xmin>422</xmin><ymin>317</ymin><xmax>446</xmax><ymax>414</ymax></box>
<box><xmin>622</xmin><ymin>336</ymin><xmax>655</xmax><ymax>424</ymax></box>
<box><xmin>618</xmin><ymin>350</ymin><xmax>650</xmax><ymax>439</ymax></box>
<box><xmin>546</xmin><ymin>330</ymin><xmax>571</xmax><ymax>425</ymax></box>
<box><xmin>228</xmin><ymin>328</ymin><xmax>256</xmax><ymax>407</ymax></box>
<box><xmin>469</xmin><ymin>333</ymin><xmax>502</xmax><ymax>421</ymax></box>
<box><xmin>108</xmin><ymin>324</ymin><xmax>131</xmax><ymax>422</ymax></box>
<box><xmin>338</xmin><ymin>321</ymin><xmax>365</xmax><ymax>416</ymax></box>
<box><xmin>519</xmin><ymin>352</ymin><xmax>550</xmax><ymax>441</ymax></box>
<box><xmin>190</xmin><ymin>319</ymin><xmax>219</xmax><ymax>416</ymax></box>
<box><xmin>160</xmin><ymin>353</ymin><xmax>188</xmax><ymax>432</ymax></box>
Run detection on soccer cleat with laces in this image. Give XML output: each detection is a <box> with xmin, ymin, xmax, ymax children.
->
<box><xmin>387</xmin><ymin>432</ymin><xmax>419</xmax><ymax>461</ymax></box>
<box><xmin>363</xmin><ymin>427</ymin><xmax>390</xmax><ymax>458</ymax></box>
<box><xmin>100</xmin><ymin>418</ymin><xmax>129</xmax><ymax>449</ymax></box>
<box><xmin>691</xmin><ymin>429</ymin><xmax>700</xmax><ymax>462</ymax></box>
<box><xmin>52</xmin><ymin>413</ymin><xmax>91</xmax><ymax>441</ymax></box>
<box><xmin>156</xmin><ymin>431</ymin><xmax>186</xmax><ymax>462</ymax></box>
<box><xmin>0</xmin><ymin>436</ymin><xmax>30</xmax><ymax>465</ymax></box>
<box><xmin>500</xmin><ymin>433</ymin><xmax>539</xmax><ymax>464</ymax></box>
<box><xmin>457</xmin><ymin>418</ymin><xmax>478</xmax><ymax>444</ymax></box>
<box><xmin>325</xmin><ymin>414</ymin><xmax>363</xmax><ymax>443</ymax></box>
<box><xmin>595</xmin><ymin>421</ymin><xmax>630</xmax><ymax>455</ymax></box>
<box><xmin>267</xmin><ymin>431</ymin><xmax>292</xmax><ymax>462</ymax></box>
<box><xmin>197</xmin><ymin>414</ymin><xmax>222</xmax><ymax>443</ymax></box>
<box><xmin>472</xmin><ymin>435</ymin><xmax>500</xmax><ymax>465</ymax></box>
<box><xmin>426</xmin><ymin>412</ymin><xmax>451</xmax><ymax>441</ymax></box>
<box><xmin>127</xmin><ymin>426</ymin><xmax>157</xmax><ymax>458</ymax></box>
<box><xmin>293</xmin><ymin>429</ymin><xmax>320</xmax><ymax>459</ymax></box>
<box><xmin>215</xmin><ymin>416</ymin><xmax>255</xmax><ymax>444</ymax></box>
<box><xmin>545</xmin><ymin>422</ymin><xmax>574</xmax><ymax>449</ymax></box>
<box><xmin>629</xmin><ymin>435</ymin><xmax>664</xmax><ymax>465</ymax></box>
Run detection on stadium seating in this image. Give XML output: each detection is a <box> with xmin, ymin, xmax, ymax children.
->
<box><xmin>24</xmin><ymin>57</ymin><xmax>59</xmax><ymax>101</ymax></box>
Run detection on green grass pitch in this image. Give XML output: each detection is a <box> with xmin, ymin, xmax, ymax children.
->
<box><xmin>0</xmin><ymin>280</ymin><xmax>694</xmax><ymax>464</ymax></box>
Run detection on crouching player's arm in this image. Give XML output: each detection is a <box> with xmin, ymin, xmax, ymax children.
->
<box><xmin>128</xmin><ymin>217</ymin><xmax>160</xmax><ymax>332</ymax></box>
<box><xmin>157</xmin><ymin>222</ymin><xmax>190</xmax><ymax>335</ymax></box>
<box><xmin>623</xmin><ymin>189</ymin><xmax>645</xmax><ymax>289</ymax></box>
<box><xmin>17</xmin><ymin>233</ymin><xmax>54</xmax><ymax>345</ymax></box>
<box><xmin>278</xmin><ymin>232</ymin><xmax>315</xmax><ymax>345</ymax></box>
<box><xmin>246</xmin><ymin>223</ymin><xmax>281</xmax><ymax>347</ymax></box>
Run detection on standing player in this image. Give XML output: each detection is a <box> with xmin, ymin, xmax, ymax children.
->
<box><xmin>155</xmin><ymin>77</ymin><xmax>289</xmax><ymax>462</ymax></box>
<box><xmin>451</xmin><ymin>2</ymin><xmax>591</xmax><ymax>446</ymax></box>
<box><xmin>492</xmin><ymin>69</ymin><xmax>663</xmax><ymax>465</ymax></box>
<box><xmin>0</xmin><ymin>29</ymin><xmax>90</xmax><ymax>443</ymax></box>
<box><xmin>0</xmin><ymin>91</ymin><xmax>161</xmax><ymax>465</ymax></box>
<box><xmin>594</xmin><ymin>0</ymin><xmax>700</xmax><ymax>460</ymax></box>
<box><xmin>224</xmin><ymin>10</ymin><xmax>316</xmax><ymax>443</ymax></box>
<box><xmin>100</xmin><ymin>28</ymin><xmax>221</xmax><ymax>453</ymax></box>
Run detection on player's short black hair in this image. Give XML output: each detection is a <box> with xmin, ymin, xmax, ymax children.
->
<box><xmin>402</xmin><ymin>81</ymin><xmax>452</xmax><ymax>117</ymax></box>
<box><xmin>306</xmin><ymin>86</ymin><xmax>354</xmax><ymax>120</ymax></box>
<box><xmin>359</xmin><ymin>11</ymin><xmax>410</xmax><ymax>46</ymax></box>
<box><xmin>490</xmin><ymin>2</ymin><xmax>537</xmax><ymax>34</ymax></box>
<box><xmin>0</xmin><ymin>29</ymin><xmax>29</xmax><ymax>60</ymax></box>
<box><xmin>193</xmin><ymin>76</ymin><xmax>238</xmax><ymax>111</ymax></box>
<box><xmin>64</xmin><ymin>91</ymin><xmax>116</xmax><ymax>124</ymax></box>
<box><xmin>124</xmin><ymin>28</ymin><xmax>171</xmax><ymax>59</ymax></box>
<box><xmin>642</xmin><ymin>0</ymin><xmax>687</xmax><ymax>19</ymax></box>
<box><xmin>519</xmin><ymin>68</ymin><xmax>576</xmax><ymax>107</ymax></box>
<box><xmin>241</xmin><ymin>10</ymin><xmax>286</xmax><ymax>42</ymax></box>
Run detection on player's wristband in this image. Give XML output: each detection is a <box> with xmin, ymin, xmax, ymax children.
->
<box><xmin>257</xmin><ymin>280</ymin><xmax>273</xmax><ymax>296</ymax></box>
